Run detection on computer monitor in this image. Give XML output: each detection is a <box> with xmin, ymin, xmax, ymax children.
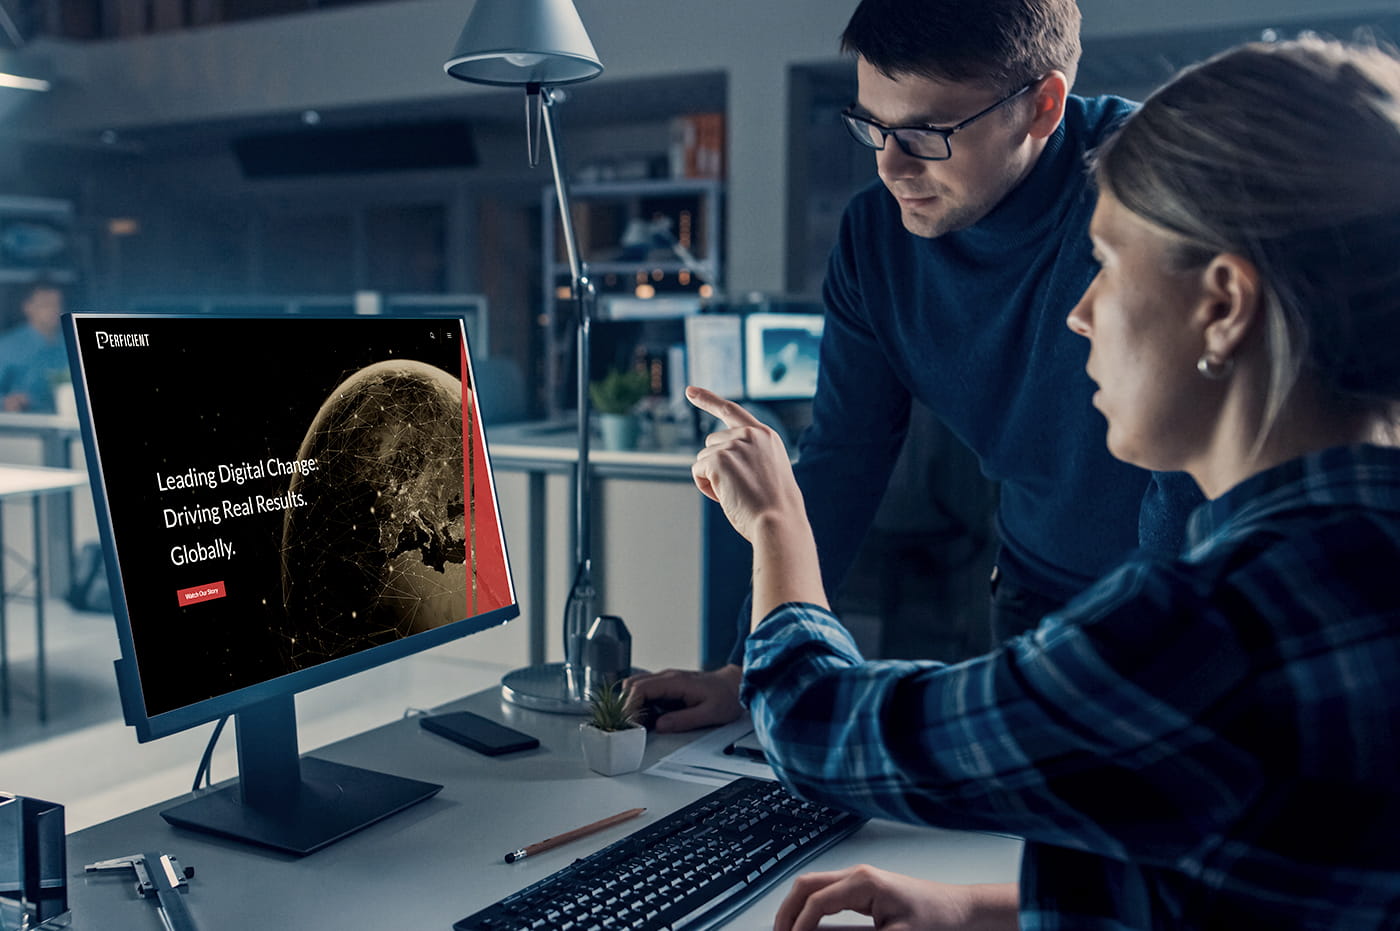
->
<box><xmin>62</xmin><ymin>312</ymin><xmax>517</xmax><ymax>855</ymax></box>
<box><xmin>383</xmin><ymin>294</ymin><xmax>489</xmax><ymax>359</ymax></box>
<box><xmin>742</xmin><ymin>312</ymin><xmax>824</xmax><ymax>401</ymax></box>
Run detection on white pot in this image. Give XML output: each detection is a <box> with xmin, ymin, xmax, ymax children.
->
<box><xmin>579</xmin><ymin>722</ymin><xmax>646</xmax><ymax>776</ymax></box>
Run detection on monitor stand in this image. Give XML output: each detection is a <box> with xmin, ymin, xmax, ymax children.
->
<box><xmin>160</xmin><ymin>694</ymin><xmax>441</xmax><ymax>856</ymax></box>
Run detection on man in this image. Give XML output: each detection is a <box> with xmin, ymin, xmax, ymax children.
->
<box><xmin>0</xmin><ymin>282</ymin><xmax>69</xmax><ymax>413</ymax></box>
<box><xmin>626</xmin><ymin>0</ymin><xmax>1200</xmax><ymax>731</ymax></box>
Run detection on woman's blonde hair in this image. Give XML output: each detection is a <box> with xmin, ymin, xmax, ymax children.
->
<box><xmin>1092</xmin><ymin>37</ymin><xmax>1400</xmax><ymax>438</ymax></box>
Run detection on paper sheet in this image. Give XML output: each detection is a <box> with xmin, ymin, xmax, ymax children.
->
<box><xmin>645</xmin><ymin>718</ymin><xmax>776</xmax><ymax>786</ymax></box>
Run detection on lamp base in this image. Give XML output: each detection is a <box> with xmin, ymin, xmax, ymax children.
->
<box><xmin>501</xmin><ymin>662</ymin><xmax>646</xmax><ymax>714</ymax></box>
<box><xmin>500</xmin><ymin>663</ymin><xmax>590</xmax><ymax>714</ymax></box>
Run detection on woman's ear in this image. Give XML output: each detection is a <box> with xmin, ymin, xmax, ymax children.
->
<box><xmin>1197</xmin><ymin>252</ymin><xmax>1263</xmax><ymax>358</ymax></box>
<box><xmin>1027</xmin><ymin>71</ymin><xmax>1069</xmax><ymax>140</ymax></box>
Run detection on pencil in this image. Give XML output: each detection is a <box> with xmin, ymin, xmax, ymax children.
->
<box><xmin>504</xmin><ymin>807</ymin><xmax>646</xmax><ymax>863</ymax></box>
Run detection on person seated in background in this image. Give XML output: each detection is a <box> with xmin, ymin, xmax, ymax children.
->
<box><xmin>685</xmin><ymin>37</ymin><xmax>1400</xmax><ymax>930</ymax></box>
<box><xmin>0</xmin><ymin>281</ymin><xmax>68</xmax><ymax>413</ymax></box>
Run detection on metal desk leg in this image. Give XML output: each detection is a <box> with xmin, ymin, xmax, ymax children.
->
<box><xmin>0</xmin><ymin>505</ymin><xmax>7</xmax><ymax>716</ymax></box>
<box><xmin>33</xmin><ymin>492</ymin><xmax>47</xmax><ymax>723</ymax></box>
<box><xmin>43</xmin><ymin>431</ymin><xmax>75</xmax><ymax>599</ymax></box>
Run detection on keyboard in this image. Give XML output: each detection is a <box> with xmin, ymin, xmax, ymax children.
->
<box><xmin>454</xmin><ymin>777</ymin><xmax>867</xmax><ymax>931</ymax></box>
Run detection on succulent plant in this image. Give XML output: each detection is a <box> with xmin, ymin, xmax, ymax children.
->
<box><xmin>586</xmin><ymin>680</ymin><xmax>639</xmax><ymax>733</ymax></box>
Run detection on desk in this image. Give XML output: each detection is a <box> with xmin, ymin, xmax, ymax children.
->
<box><xmin>0</xmin><ymin>464</ymin><xmax>89</xmax><ymax>722</ymax></box>
<box><xmin>487</xmin><ymin>421</ymin><xmax>750</xmax><ymax>672</ymax></box>
<box><xmin>63</xmin><ymin>689</ymin><xmax>1022</xmax><ymax>930</ymax></box>
<box><xmin>0</xmin><ymin>412</ymin><xmax>84</xmax><ymax>596</ymax></box>
<box><xmin>488</xmin><ymin>420</ymin><xmax>701</xmax><ymax>668</ymax></box>
<box><xmin>0</xmin><ymin>412</ymin><xmax>82</xmax><ymax>467</ymax></box>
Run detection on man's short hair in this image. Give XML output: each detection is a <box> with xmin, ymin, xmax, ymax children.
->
<box><xmin>841</xmin><ymin>0</ymin><xmax>1081</xmax><ymax>93</ymax></box>
<box><xmin>22</xmin><ymin>279</ymin><xmax>64</xmax><ymax>304</ymax></box>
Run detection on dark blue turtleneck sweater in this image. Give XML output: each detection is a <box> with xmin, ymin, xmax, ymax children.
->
<box><xmin>729</xmin><ymin>95</ymin><xmax>1202</xmax><ymax>661</ymax></box>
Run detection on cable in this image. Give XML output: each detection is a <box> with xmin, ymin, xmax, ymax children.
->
<box><xmin>191</xmin><ymin>707</ymin><xmax>439</xmax><ymax>791</ymax></box>
<box><xmin>191</xmin><ymin>715</ymin><xmax>229</xmax><ymax>792</ymax></box>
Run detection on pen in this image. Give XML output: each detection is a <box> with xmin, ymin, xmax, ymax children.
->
<box><xmin>504</xmin><ymin>807</ymin><xmax>646</xmax><ymax>863</ymax></box>
<box><xmin>722</xmin><ymin>739</ymin><xmax>768</xmax><ymax>763</ymax></box>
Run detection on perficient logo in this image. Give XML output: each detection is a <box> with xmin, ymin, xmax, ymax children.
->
<box><xmin>95</xmin><ymin>331</ymin><xmax>152</xmax><ymax>349</ymax></box>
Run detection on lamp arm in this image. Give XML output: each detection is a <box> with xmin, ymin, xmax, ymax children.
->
<box><xmin>542</xmin><ymin>87</ymin><xmax>584</xmax><ymax>289</ymax></box>
<box><xmin>540</xmin><ymin>85</ymin><xmax>592</xmax><ymax>569</ymax></box>
<box><xmin>541</xmin><ymin>86</ymin><xmax>597</xmax><ymax>696</ymax></box>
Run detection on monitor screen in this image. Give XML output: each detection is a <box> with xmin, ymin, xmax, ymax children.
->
<box><xmin>683</xmin><ymin>313</ymin><xmax>745</xmax><ymax>400</ymax></box>
<box><xmin>743</xmin><ymin>312</ymin><xmax>824</xmax><ymax>400</ymax></box>
<box><xmin>64</xmin><ymin>312</ymin><xmax>517</xmax><ymax>854</ymax></box>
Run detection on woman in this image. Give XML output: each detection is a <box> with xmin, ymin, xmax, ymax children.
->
<box><xmin>687</xmin><ymin>38</ymin><xmax>1400</xmax><ymax>929</ymax></box>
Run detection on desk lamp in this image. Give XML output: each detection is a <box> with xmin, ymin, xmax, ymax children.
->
<box><xmin>445</xmin><ymin>0</ymin><xmax>604</xmax><ymax>713</ymax></box>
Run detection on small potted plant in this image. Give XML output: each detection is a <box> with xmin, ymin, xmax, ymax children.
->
<box><xmin>589</xmin><ymin>368</ymin><xmax>651</xmax><ymax>451</ymax></box>
<box><xmin>579</xmin><ymin>680</ymin><xmax>646</xmax><ymax>776</ymax></box>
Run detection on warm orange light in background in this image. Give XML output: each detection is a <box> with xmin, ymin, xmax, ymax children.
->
<box><xmin>108</xmin><ymin>218</ymin><xmax>140</xmax><ymax>236</ymax></box>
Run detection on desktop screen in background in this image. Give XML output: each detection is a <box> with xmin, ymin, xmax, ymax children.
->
<box><xmin>743</xmin><ymin>312</ymin><xmax>823</xmax><ymax>401</ymax></box>
<box><xmin>67</xmin><ymin>315</ymin><xmax>513</xmax><ymax>720</ymax></box>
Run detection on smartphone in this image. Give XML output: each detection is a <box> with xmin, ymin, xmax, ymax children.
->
<box><xmin>419</xmin><ymin>711</ymin><xmax>540</xmax><ymax>756</ymax></box>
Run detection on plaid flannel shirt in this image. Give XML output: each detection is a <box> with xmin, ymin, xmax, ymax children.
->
<box><xmin>743</xmin><ymin>444</ymin><xmax>1400</xmax><ymax>928</ymax></box>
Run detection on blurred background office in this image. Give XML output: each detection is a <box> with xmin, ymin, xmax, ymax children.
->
<box><xmin>0</xmin><ymin>0</ymin><xmax>1394</xmax><ymax>827</ymax></box>
<box><xmin>0</xmin><ymin>0</ymin><xmax>1391</xmax><ymax>417</ymax></box>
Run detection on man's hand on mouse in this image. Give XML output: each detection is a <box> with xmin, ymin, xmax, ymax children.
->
<box><xmin>623</xmin><ymin>665</ymin><xmax>744</xmax><ymax>733</ymax></box>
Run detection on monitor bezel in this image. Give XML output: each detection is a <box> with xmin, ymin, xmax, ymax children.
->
<box><xmin>63</xmin><ymin>310</ymin><xmax>519</xmax><ymax>744</ymax></box>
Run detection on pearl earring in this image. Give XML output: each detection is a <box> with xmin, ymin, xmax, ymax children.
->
<box><xmin>1196</xmin><ymin>353</ymin><xmax>1234</xmax><ymax>380</ymax></box>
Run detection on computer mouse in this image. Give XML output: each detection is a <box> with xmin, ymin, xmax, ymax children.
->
<box><xmin>640</xmin><ymin>697</ymin><xmax>689</xmax><ymax>729</ymax></box>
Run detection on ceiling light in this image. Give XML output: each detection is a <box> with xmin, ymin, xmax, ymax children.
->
<box><xmin>0</xmin><ymin>72</ymin><xmax>49</xmax><ymax>92</ymax></box>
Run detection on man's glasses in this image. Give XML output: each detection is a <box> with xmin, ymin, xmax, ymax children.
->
<box><xmin>840</xmin><ymin>79</ymin><xmax>1038</xmax><ymax>161</ymax></box>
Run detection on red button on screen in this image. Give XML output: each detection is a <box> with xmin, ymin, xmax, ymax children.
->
<box><xmin>176</xmin><ymin>580</ymin><xmax>227</xmax><ymax>606</ymax></box>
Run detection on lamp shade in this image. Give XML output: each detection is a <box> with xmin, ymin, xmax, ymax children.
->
<box><xmin>444</xmin><ymin>0</ymin><xmax>604</xmax><ymax>87</ymax></box>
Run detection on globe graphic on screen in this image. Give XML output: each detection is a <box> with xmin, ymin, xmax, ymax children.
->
<box><xmin>279</xmin><ymin>358</ymin><xmax>468</xmax><ymax>669</ymax></box>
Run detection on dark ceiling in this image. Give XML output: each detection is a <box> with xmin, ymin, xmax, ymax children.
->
<box><xmin>61</xmin><ymin>69</ymin><xmax>728</xmax><ymax>160</ymax></box>
<box><xmin>10</xmin><ymin>9</ymin><xmax>1400</xmax><ymax>163</ymax></box>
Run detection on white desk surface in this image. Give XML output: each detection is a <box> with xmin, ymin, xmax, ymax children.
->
<box><xmin>491</xmin><ymin>441</ymin><xmax>697</xmax><ymax>471</ymax></box>
<box><xmin>62</xmin><ymin>688</ymin><xmax>1022</xmax><ymax>930</ymax></box>
<box><xmin>0</xmin><ymin>464</ymin><xmax>89</xmax><ymax>499</ymax></box>
<box><xmin>0</xmin><ymin>412</ymin><xmax>81</xmax><ymax>433</ymax></box>
<box><xmin>488</xmin><ymin>419</ymin><xmax>699</xmax><ymax>470</ymax></box>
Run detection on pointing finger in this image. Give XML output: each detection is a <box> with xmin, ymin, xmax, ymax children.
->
<box><xmin>686</xmin><ymin>385</ymin><xmax>763</xmax><ymax>430</ymax></box>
